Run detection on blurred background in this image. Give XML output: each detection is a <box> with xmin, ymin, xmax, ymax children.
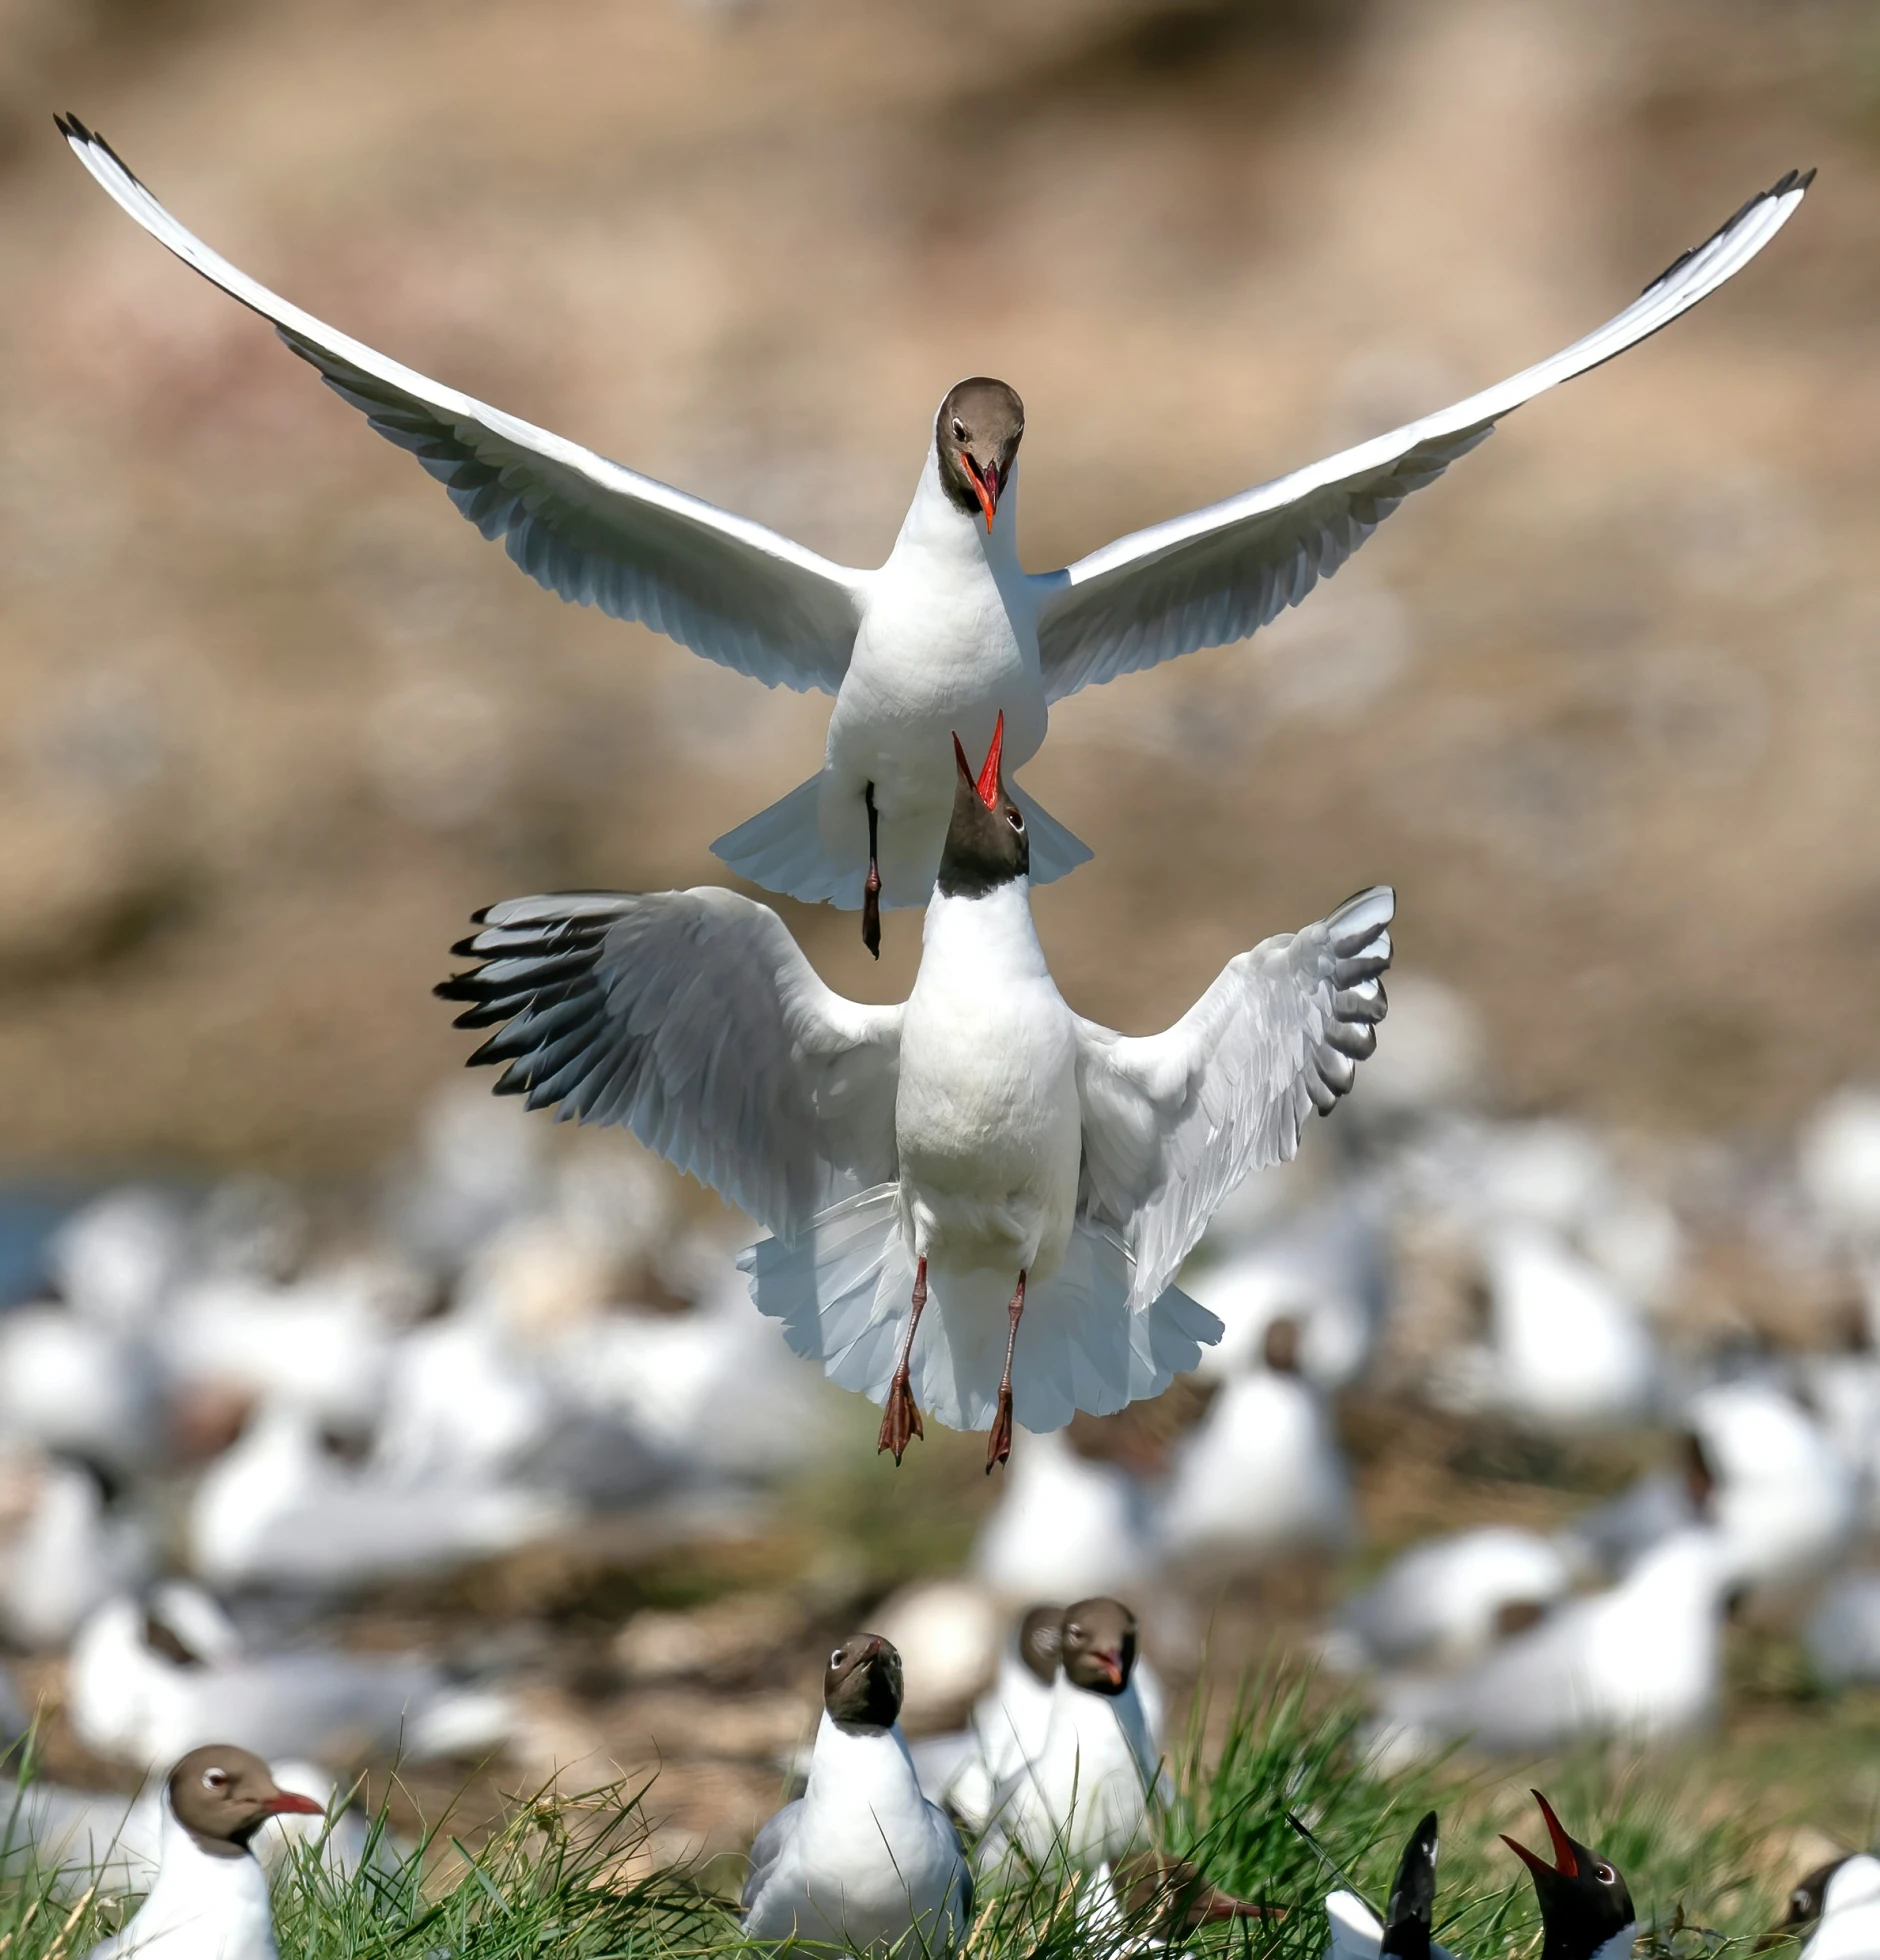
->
<box><xmin>2</xmin><ymin>0</ymin><xmax>1880</xmax><ymax>1908</ymax></box>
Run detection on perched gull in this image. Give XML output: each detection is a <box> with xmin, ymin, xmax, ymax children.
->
<box><xmin>81</xmin><ymin>1745</ymin><xmax>322</xmax><ymax>1960</ymax></box>
<box><xmin>1159</xmin><ymin>1315</ymin><xmax>1355</xmax><ymax>1571</ymax></box>
<box><xmin>981</xmin><ymin>1597</ymin><xmax>1161</xmax><ymax>1872</ymax></box>
<box><xmin>439</xmin><ymin>725</ymin><xmax>1391</xmax><ymax>1463</ymax></box>
<box><xmin>60</xmin><ymin>117</ymin><xmax>1807</xmax><ymax>951</ymax></box>
<box><xmin>1370</xmin><ymin>1528</ymin><xmax>1729</xmax><ymax>1762</ymax></box>
<box><xmin>972</xmin><ymin>1431</ymin><xmax>1155</xmax><ymax>1602</ymax></box>
<box><xmin>741</xmin><ymin>1635</ymin><xmax>970</xmax><ymax>1956</ymax></box>
<box><xmin>1327</xmin><ymin>1525</ymin><xmax>1572</xmax><ymax>1673</ymax></box>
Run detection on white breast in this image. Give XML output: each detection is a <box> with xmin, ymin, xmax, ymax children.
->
<box><xmin>88</xmin><ymin>1805</ymin><xmax>278</xmax><ymax>1960</ymax></box>
<box><xmin>746</xmin><ymin>1715</ymin><xmax>965</xmax><ymax>1956</ymax></box>
<box><xmin>896</xmin><ymin>885</ymin><xmax>1079</xmax><ymax>1278</ymax></box>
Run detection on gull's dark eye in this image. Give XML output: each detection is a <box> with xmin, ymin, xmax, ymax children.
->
<box><xmin>1595</xmin><ymin>1864</ymin><xmax>1615</xmax><ymax>1884</ymax></box>
<box><xmin>1008</xmin><ymin>809</ymin><xmax>1024</xmax><ymax>831</ymax></box>
<box><xmin>830</xmin><ymin>1648</ymin><xmax>845</xmax><ymax>1669</ymax></box>
<box><xmin>1066</xmin><ymin>1624</ymin><xmax>1083</xmax><ymax>1641</ymax></box>
<box><xmin>952</xmin><ymin>419</ymin><xmax>967</xmax><ymax>441</ymax></box>
<box><xmin>202</xmin><ymin>1767</ymin><xmax>229</xmax><ymax>1791</ymax></box>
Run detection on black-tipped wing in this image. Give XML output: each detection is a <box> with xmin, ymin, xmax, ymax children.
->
<box><xmin>438</xmin><ymin>891</ymin><xmax>900</xmax><ymax>1239</ymax></box>
<box><xmin>1381</xmin><ymin>1812</ymin><xmax>1439</xmax><ymax>1960</ymax></box>
<box><xmin>1075</xmin><ymin>886</ymin><xmax>1393</xmax><ymax>1307</ymax></box>
<box><xmin>1034</xmin><ymin>172</ymin><xmax>1811</xmax><ymax>701</ymax></box>
<box><xmin>59</xmin><ymin>116</ymin><xmax>868</xmax><ymax>695</ymax></box>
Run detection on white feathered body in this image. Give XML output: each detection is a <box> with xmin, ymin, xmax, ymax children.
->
<box><xmin>86</xmin><ymin>1800</ymin><xmax>277</xmax><ymax>1960</ymax></box>
<box><xmin>988</xmin><ymin>1672</ymin><xmax>1159</xmax><ymax>1870</ymax></box>
<box><xmin>742</xmin><ymin>1713</ymin><xmax>968</xmax><ymax>1955</ymax></box>
<box><xmin>820</xmin><ymin>459</ymin><xmax>1047</xmax><ymax>906</ymax></box>
<box><xmin>897</xmin><ymin>882</ymin><xmax>1080</xmax><ymax>1281</ymax></box>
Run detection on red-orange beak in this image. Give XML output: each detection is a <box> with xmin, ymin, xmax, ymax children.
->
<box><xmin>1501</xmin><ymin>1790</ymin><xmax>1578</xmax><ymax>1879</ymax></box>
<box><xmin>962</xmin><ymin>454</ymin><xmax>1000</xmax><ymax>532</ymax></box>
<box><xmin>265</xmin><ymin>1789</ymin><xmax>326</xmax><ymax>1817</ymax></box>
<box><xmin>952</xmin><ymin>714</ymin><xmax>1005</xmax><ymax>810</ymax></box>
<box><xmin>1091</xmin><ymin>1647</ymin><xmax>1125</xmax><ymax>1688</ymax></box>
<box><xmin>975</xmin><ymin>713</ymin><xmax>1005</xmax><ymax>808</ymax></box>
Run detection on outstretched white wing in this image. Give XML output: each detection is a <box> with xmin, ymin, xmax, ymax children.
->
<box><xmin>59</xmin><ymin>116</ymin><xmax>869</xmax><ymax>695</ymax></box>
<box><xmin>1076</xmin><ymin>887</ymin><xmax>1393</xmax><ymax>1308</ymax></box>
<box><xmin>437</xmin><ymin>891</ymin><xmax>901</xmax><ymax>1239</ymax></box>
<box><xmin>1034</xmin><ymin>172</ymin><xmax>1811</xmax><ymax>702</ymax></box>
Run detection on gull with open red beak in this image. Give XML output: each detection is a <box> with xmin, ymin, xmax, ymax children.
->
<box><xmin>61</xmin><ymin>117</ymin><xmax>1809</xmax><ymax>956</ymax></box>
<box><xmin>440</xmin><ymin>727</ymin><xmax>1393</xmax><ymax>1464</ymax></box>
<box><xmin>1503</xmin><ymin>1792</ymin><xmax>1639</xmax><ymax>1960</ymax></box>
<box><xmin>84</xmin><ymin>1744</ymin><xmax>324</xmax><ymax>1960</ymax></box>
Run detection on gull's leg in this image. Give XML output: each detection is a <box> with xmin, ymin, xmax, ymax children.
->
<box><xmin>877</xmin><ymin>1256</ymin><xmax>928</xmax><ymax>1464</ymax></box>
<box><xmin>985</xmin><ymin>1270</ymin><xmax>1027</xmax><ymax>1473</ymax></box>
<box><xmin>862</xmin><ymin>783</ymin><xmax>882</xmax><ymax>960</ymax></box>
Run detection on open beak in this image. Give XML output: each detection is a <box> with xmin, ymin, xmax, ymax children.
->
<box><xmin>1091</xmin><ymin>1646</ymin><xmax>1125</xmax><ymax>1689</ymax></box>
<box><xmin>952</xmin><ymin>715</ymin><xmax>1004</xmax><ymax>811</ymax></box>
<box><xmin>962</xmin><ymin>454</ymin><xmax>1000</xmax><ymax>532</ymax></box>
<box><xmin>265</xmin><ymin>1789</ymin><xmax>327</xmax><ymax>1817</ymax></box>
<box><xmin>1501</xmin><ymin>1790</ymin><xmax>1578</xmax><ymax>1879</ymax></box>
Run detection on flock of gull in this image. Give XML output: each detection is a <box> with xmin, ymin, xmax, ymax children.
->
<box><xmin>8</xmin><ymin>105</ymin><xmax>1846</xmax><ymax>1960</ymax></box>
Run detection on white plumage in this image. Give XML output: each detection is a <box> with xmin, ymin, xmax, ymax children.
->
<box><xmin>61</xmin><ymin>119</ymin><xmax>1806</xmax><ymax>917</ymax></box>
<box><xmin>1801</xmin><ymin>1856</ymin><xmax>1880</xmax><ymax>1960</ymax></box>
<box><xmin>439</xmin><ymin>843</ymin><xmax>1392</xmax><ymax>1435</ymax></box>
<box><xmin>742</xmin><ymin>1708</ymin><xmax>970</xmax><ymax>1955</ymax></box>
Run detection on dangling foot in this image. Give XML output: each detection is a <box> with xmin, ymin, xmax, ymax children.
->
<box><xmin>877</xmin><ymin>1255</ymin><xmax>928</xmax><ymax>1465</ymax></box>
<box><xmin>986</xmin><ymin>1270</ymin><xmax>1026</xmax><ymax>1474</ymax></box>
<box><xmin>862</xmin><ymin>783</ymin><xmax>882</xmax><ymax>961</ymax></box>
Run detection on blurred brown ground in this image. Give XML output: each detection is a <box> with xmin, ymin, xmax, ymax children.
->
<box><xmin>0</xmin><ymin>0</ymin><xmax>1874</xmax><ymax>1177</ymax></box>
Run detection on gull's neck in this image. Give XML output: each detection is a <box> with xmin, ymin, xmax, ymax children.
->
<box><xmin>892</xmin><ymin>444</ymin><xmax>1022</xmax><ymax>575</ymax></box>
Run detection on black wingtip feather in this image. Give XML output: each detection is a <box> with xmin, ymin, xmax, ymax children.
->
<box><xmin>469</xmin><ymin>905</ymin><xmax>492</xmax><ymax>925</ymax></box>
<box><xmin>1645</xmin><ymin>167</ymin><xmax>1812</xmax><ymax>294</ymax></box>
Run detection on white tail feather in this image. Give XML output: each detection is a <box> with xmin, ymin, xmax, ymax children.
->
<box><xmin>738</xmin><ymin>1186</ymin><xmax>1222</xmax><ymax>1432</ymax></box>
<box><xmin>711</xmin><ymin>774</ymin><xmax>1093</xmax><ymax>910</ymax></box>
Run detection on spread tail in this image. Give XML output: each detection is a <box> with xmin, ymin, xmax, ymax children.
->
<box><xmin>712</xmin><ymin>773</ymin><xmax>1094</xmax><ymax>909</ymax></box>
<box><xmin>738</xmin><ymin>1185</ymin><xmax>1222</xmax><ymax>1432</ymax></box>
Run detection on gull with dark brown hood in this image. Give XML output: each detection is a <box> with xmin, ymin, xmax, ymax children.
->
<box><xmin>981</xmin><ymin>1598</ymin><xmax>1164</xmax><ymax>1871</ymax></box>
<box><xmin>84</xmin><ymin>1744</ymin><xmax>323</xmax><ymax>1960</ymax></box>
<box><xmin>440</xmin><ymin>724</ymin><xmax>1392</xmax><ymax>1460</ymax></box>
<box><xmin>743</xmin><ymin>1634</ymin><xmax>971</xmax><ymax>1955</ymax></box>
<box><xmin>63</xmin><ymin>117</ymin><xmax>1809</xmax><ymax>953</ymax></box>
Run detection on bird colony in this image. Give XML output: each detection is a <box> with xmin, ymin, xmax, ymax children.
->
<box><xmin>4</xmin><ymin>114</ymin><xmax>1858</xmax><ymax>1960</ymax></box>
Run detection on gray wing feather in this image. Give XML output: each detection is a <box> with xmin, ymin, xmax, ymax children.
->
<box><xmin>741</xmin><ymin>1799</ymin><xmax>801</xmax><ymax>1917</ymax></box>
<box><xmin>1076</xmin><ymin>886</ymin><xmax>1394</xmax><ymax>1308</ymax></box>
<box><xmin>437</xmin><ymin>890</ymin><xmax>901</xmax><ymax>1240</ymax></box>
<box><xmin>1035</xmin><ymin>171</ymin><xmax>1811</xmax><ymax>701</ymax></box>
<box><xmin>58</xmin><ymin>117</ymin><xmax>867</xmax><ymax>695</ymax></box>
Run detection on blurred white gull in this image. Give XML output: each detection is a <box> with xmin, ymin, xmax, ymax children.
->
<box><xmin>45</xmin><ymin>1188</ymin><xmax>186</xmax><ymax>1332</ymax></box>
<box><xmin>1369</xmin><ymin>1526</ymin><xmax>1730</xmax><ymax>1764</ymax></box>
<box><xmin>1326</xmin><ymin>1524</ymin><xmax>1573</xmax><ymax>1672</ymax></box>
<box><xmin>192</xmin><ymin>1401</ymin><xmax>567</xmax><ymax>1591</ymax></box>
<box><xmin>68</xmin><ymin>1586</ymin><xmax>511</xmax><ymax>1772</ymax></box>
<box><xmin>1799</xmin><ymin>1089</ymin><xmax>1880</xmax><ymax>1246</ymax></box>
<box><xmin>547</xmin><ymin>1270</ymin><xmax>825</xmax><ymax>1482</ymax></box>
<box><xmin>1568</xmin><ymin>1383</ymin><xmax>1859</xmax><ymax>1594</ymax></box>
<box><xmin>160</xmin><ymin>1262</ymin><xmax>404</xmax><ymax>1436</ymax></box>
<box><xmin>1691</xmin><ymin>1380</ymin><xmax>1857</xmax><ymax>1593</ymax></box>
<box><xmin>0</xmin><ymin>1455</ymin><xmax>151</xmax><ymax>1649</ymax></box>
<box><xmin>1435</xmin><ymin>1224</ymin><xmax>1657</xmax><ymax>1428</ymax></box>
<box><xmin>0</xmin><ymin>1306</ymin><xmax>166</xmax><ymax>1473</ymax></box>
<box><xmin>374</xmin><ymin>1310</ymin><xmax>662</xmax><ymax>1506</ymax></box>
<box><xmin>972</xmin><ymin>1430</ymin><xmax>1154</xmax><ymax>1605</ymax></box>
<box><xmin>1183</xmin><ymin>1201</ymin><xmax>1388</xmax><ymax>1388</ymax></box>
<box><xmin>1159</xmin><ymin>1317</ymin><xmax>1354</xmax><ymax>1571</ymax></box>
